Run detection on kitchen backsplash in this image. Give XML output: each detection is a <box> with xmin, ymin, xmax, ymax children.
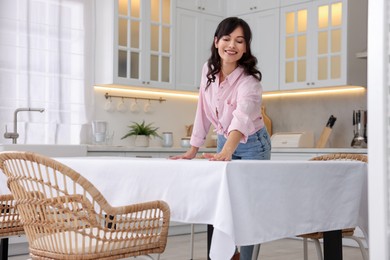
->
<box><xmin>263</xmin><ymin>90</ymin><xmax>367</xmax><ymax>148</ymax></box>
<box><xmin>93</xmin><ymin>87</ymin><xmax>367</xmax><ymax>148</ymax></box>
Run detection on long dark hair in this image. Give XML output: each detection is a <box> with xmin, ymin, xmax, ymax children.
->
<box><xmin>206</xmin><ymin>17</ymin><xmax>262</xmax><ymax>88</ymax></box>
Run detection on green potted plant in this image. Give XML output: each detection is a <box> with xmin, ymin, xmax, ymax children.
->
<box><xmin>121</xmin><ymin>120</ymin><xmax>161</xmax><ymax>147</ymax></box>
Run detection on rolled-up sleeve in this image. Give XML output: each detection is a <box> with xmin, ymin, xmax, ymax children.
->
<box><xmin>190</xmin><ymin>64</ymin><xmax>212</xmax><ymax>148</ymax></box>
<box><xmin>191</xmin><ymin>89</ymin><xmax>212</xmax><ymax>147</ymax></box>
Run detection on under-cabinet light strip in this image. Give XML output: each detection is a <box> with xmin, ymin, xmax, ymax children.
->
<box><xmin>263</xmin><ymin>86</ymin><xmax>366</xmax><ymax>98</ymax></box>
<box><xmin>94</xmin><ymin>86</ymin><xmax>199</xmax><ymax>99</ymax></box>
<box><xmin>95</xmin><ymin>85</ymin><xmax>365</xmax><ymax>99</ymax></box>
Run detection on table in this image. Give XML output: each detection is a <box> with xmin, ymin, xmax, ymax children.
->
<box><xmin>0</xmin><ymin>157</ymin><xmax>368</xmax><ymax>260</ymax></box>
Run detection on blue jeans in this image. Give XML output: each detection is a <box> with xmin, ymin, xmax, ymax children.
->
<box><xmin>217</xmin><ymin>127</ymin><xmax>271</xmax><ymax>160</ymax></box>
<box><xmin>218</xmin><ymin>127</ymin><xmax>271</xmax><ymax>260</ymax></box>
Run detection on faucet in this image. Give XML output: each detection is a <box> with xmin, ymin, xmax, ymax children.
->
<box><xmin>4</xmin><ymin>108</ymin><xmax>45</xmax><ymax>144</ymax></box>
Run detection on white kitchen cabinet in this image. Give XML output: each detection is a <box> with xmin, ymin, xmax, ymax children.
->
<box><xmin>279</xmin><ymin>0</ymin><xmax>367</xmax><ymax>91</ymax></box>
<box><xmin>176</xmin><ymin>0</ymin><xmax>225</xmax><ymax>16</ymax></box>
<box><xmin>95</xmin><ymin>0</ymin><xmax>174</xmax><ymax>90</ymax></box>
<box><xmin>280</xmin><ymin>0</ymin><xmax>313</xmax><ymax>7</ymax></box>
<box><xmin>240</xmin><ymin>9</ymin><xmax>280</xmax><ymax>92</ymax></box>
<box><xmin>175</xmin><ymin>8</ymin><xmax>222</xmax><ymax>92</ymax></box>
<box><xmin>227</xmin><ymin>0</ymin><xmax>280</xmax><ymax>16</ymax></box>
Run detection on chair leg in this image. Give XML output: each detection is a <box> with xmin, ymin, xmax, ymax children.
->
<box><xmin>346</xmin><ymin>236</ymin><xmax>369</xmax><ymax>260</ymax></box>
<box><xmin>313</xmin><ymin>239</ymin><xmax>324</xmax><ymax>260</ymax></box>
<box><xmin>303</xmin><ymin>238</ymin><xmax>308</xmax><ymax>260</ymax></box>
<box><xmin>0</xmin><ymin>238</ymin><xmax>8</xmax><ymax>260</ymax></box>
<box><xmin>252</xmin><ymin>244</ymin><xmax>260</xmax><ymax>260</ymax></box>
<box><xmin>190</xmin><ymin>224</ymin><xmax>195</xmax><ymax>260</ymax></box>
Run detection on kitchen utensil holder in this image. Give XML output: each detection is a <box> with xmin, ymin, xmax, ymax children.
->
<box><xmin>351</xmin><ymin>110</ymin><xmax>367</xmax><ymax>148</ymax></box>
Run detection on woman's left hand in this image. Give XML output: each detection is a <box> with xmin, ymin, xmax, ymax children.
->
<box><xmin>202</xmin><ymin>151</ymin><xmax>232</xmax><ymax>161</ymax></box>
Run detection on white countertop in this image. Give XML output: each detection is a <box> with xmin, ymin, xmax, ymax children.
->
<box><xmin>87</xmin><ymin>145</ymin><xmax>367</xmax><ymax>154</ymax></box>
<box><xmin>87</xmin><ymin>145</ymin><xmax>217</xmax><ymax>153</ymax></box>
<box><xmin>271</xmin><ymin>148</ymin><xmax>367</xmax><ymax>154</ymax></box>
<box><xmin>0</xmin><ymin>144</ymin><xmax>88</xmax><ymax>157</ymax></box>
<box><xmin>0</xmin><ymin>144</ymin><xmax>367</xmax><ymax>156</ymax></box>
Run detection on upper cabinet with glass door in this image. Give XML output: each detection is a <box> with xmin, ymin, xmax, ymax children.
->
<box><xmin>95</xmin><ymin>0</ymin><xmax>174</xmax><ymax>90</ymax></box>
<box><xmin>280</xmin><ymin>0</ymin><xmax>313</xmax><ymax>7</ymax></box>
<box><xmin>280</xmin><ymin>0</ymin><xmax>367</xmax><ymax>91</ymax></box>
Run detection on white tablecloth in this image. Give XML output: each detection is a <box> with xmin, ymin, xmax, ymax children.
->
<box><xmin>0</xmin><ymin>157</ymin><xmax>368</xmax><ymax>260</ymax></box>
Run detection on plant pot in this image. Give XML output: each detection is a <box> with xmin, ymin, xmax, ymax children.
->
<box><xmin>135</xmin><ymin>135</ymin><xmax>149</xmax><ymax>147</ymax></box>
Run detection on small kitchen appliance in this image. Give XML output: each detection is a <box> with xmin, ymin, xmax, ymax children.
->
<box><xmin>271</xmin><ymin>132</ymin><xmax>314</xmax><ymax>148</ymax></box>
<box><xmin>351</xmin><ymin>110</ymin><xmax>367</xmax><ymax>148</ymax></box>
<box><xmin>92</xmin><ymin>120</ymin><xmax>108</xmax><ymax>144</ymax></box>
<box><xmin>162</xmin><ymin>132</ymin><xmax>173</xmax><ymax>147</ymax></box>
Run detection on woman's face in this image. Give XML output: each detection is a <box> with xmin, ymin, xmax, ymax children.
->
<box><xmin>214</xmin><ymin>26</ymin><xmax>247</xmax><ymax>66</ymax></box>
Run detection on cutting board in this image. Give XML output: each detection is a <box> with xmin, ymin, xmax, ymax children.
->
<box><xmin>261</xmin><ymin>106</ymin><xmax>272</xmax><ymax>136</ymax></box>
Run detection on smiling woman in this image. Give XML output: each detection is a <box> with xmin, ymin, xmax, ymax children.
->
<box><xmin>0</xmin><ymin>0</ymin><xmax>95</xmax><ymax>144</ymax></box>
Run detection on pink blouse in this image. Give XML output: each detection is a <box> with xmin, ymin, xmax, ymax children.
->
<box><xmin>190</xmin><ymin>63</ymin><xmax>265</xmax><ymax>148</ymax></box>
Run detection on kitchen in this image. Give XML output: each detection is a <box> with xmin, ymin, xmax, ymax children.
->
<box><xmin>90</xmin><ymin>0</ymin><xmax>367</xmax><ymax>156</ymax></box>
<box><xmin>0</xmin><ymin>0</ymin><xmax>387</xmax><ymax>259</ymax></box>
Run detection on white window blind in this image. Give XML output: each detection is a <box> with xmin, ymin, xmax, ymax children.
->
<box><xmin>0</xmin><ymin>0</ymin><xmax>94</xmax><ymax>144</ymax></box>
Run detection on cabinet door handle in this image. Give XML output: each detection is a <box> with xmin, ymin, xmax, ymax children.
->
<box><xmin>311</xmin><ymin>82</ymin><xmax>315</xmax><ymax>85</ymax></box>
<box><xmin>306</xmin><ymin>82</ymin><xmax>310</xmax><ymax>85</ymax></box>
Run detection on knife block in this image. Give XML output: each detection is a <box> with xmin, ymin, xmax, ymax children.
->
<box><xmin>316</xmin><ymin>127</ymin><xmax>332</xmax><ymax>148</ymax></box>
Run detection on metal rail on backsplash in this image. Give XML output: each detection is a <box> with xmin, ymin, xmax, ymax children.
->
<box><xmin>104</xmin><ymin>92</ymin><xmax>166</xmax><ymax>103</ymax></box>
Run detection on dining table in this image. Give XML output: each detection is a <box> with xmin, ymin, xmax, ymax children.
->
<box><xmin>0</xmin><ymin>156</ymin><xmax>368</xmax><ymax>260</ymax></box>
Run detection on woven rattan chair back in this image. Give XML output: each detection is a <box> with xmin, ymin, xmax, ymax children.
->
<box><xmin>0</xmin><ymin>151</ymin><xmax>170</xmax><ymax>260</ymax></box>
<box><xmin>309</xmin><ymin>153</ymin><xmax>367</xmax><ymax>163</ymax></box>
<box><xmin>0</xmin><ymin>194</ymin><xmax>24</xmax><ymax>238</ymax></box>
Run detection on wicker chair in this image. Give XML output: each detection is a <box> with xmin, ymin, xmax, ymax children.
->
<box><xmin>0</xmin><ymin>194</ymin><xmax>24</xmax><ymax>260</ymax></box>
<box><xmin>0</xmin><ymin>151</ymin><xmax>170</xmax><ymax>260</ymax></box>
<box><xmin>297</xmin><ymin>153</ymin><xmax>368</xmax><ymax>260</ymax></box>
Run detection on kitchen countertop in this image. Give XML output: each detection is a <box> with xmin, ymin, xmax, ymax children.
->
<box><xmin>271</xmin><ymin>148</ymin><xmax>367</xmax><ymax>154</ymax></box>
<box><xmin>87</xmin><ymin>145</ymin><xmax>367</xmax><ymax>154</ymax></box>
<box><xmin>0</xmin><ymin>144</ymin><xmax>366</xmax><ymax>155</ymax></box>
<box><xmin>87</xmin><ymin>145</ymin><xmax>217</xmax><ymax>153</ymax></box>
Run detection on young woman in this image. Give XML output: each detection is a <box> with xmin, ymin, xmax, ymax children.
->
<box><xmin>171</xmin><ymin>17</ymin><xmax>271</xmax><ymax>260</ymax></box>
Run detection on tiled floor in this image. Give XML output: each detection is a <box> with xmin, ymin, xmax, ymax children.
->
<box><xmin>9</xmin><ymin>232</ymin><xmax>366</xmax><ymax>260</ymax></box>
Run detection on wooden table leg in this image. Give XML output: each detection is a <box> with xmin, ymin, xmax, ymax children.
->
<box><xmin>0</xmin><ymin>238</ymin><xmax>9</xmax><ymax>260</ymax></box>
<box><xmin>323</xmin><ymin>230</ymin><xmax>342</xmax><ymax>260</ymax></box>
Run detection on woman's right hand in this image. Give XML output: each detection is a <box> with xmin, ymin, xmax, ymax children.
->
<box><xmin>170</xmin><ymin>146</ymin><xmax>199</xmax><ymax>160</ymax></box>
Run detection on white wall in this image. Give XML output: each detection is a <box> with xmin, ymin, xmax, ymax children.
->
<box><xmin>93</xmin><ymin>87</ymin><xmax>203</xmax><ymax>147</ymax></box>
<box><xmin>367</xmin><ymin>0</ymin><xmax>389</xmax><ymax>258</ymax></box>
<box><xmin>93</xmin><ymin>87</ymin><xmax>367</xmax><ymax>148</ymax></box>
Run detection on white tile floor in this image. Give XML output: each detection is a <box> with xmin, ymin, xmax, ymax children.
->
<box><xmin>8</xmin><ymin>232</ymin><xmax>367</xmax><ymax>260</ymax></box>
